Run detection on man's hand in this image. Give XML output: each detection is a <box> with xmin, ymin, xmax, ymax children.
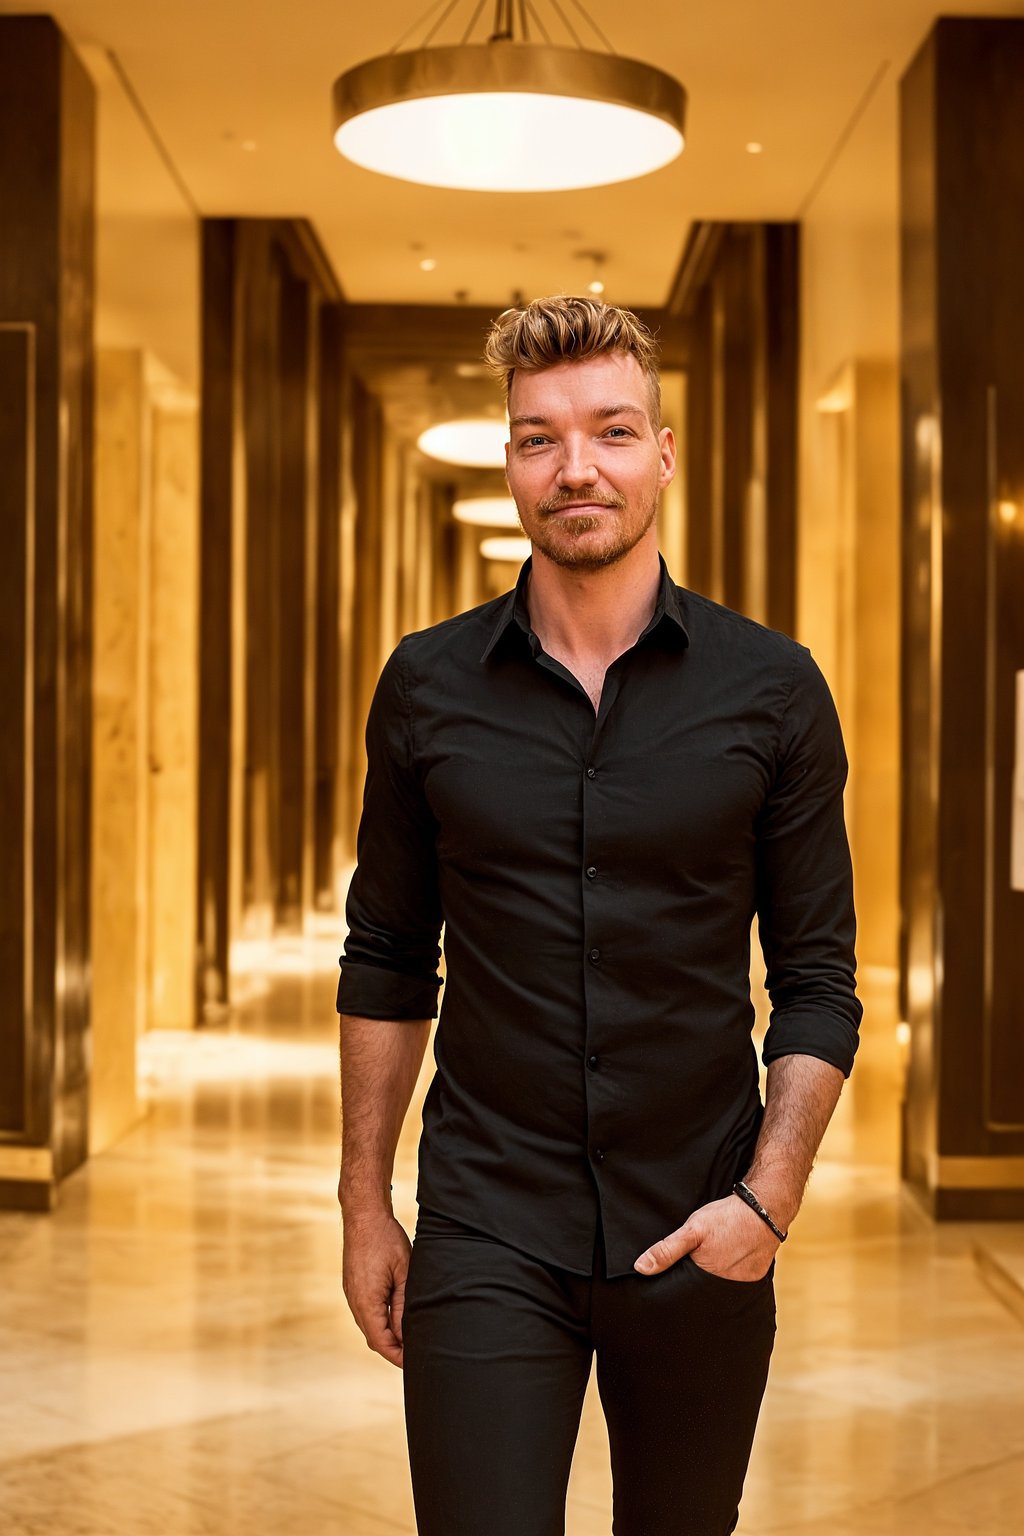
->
<box><xmin>341</xmin><ymin>1209</ymin><xmax>413</xmax><ymax>1368</ymax></box>
<box><xmin>633</xmin><ymin>1193</ymin><xmax>779</xmax><ymax>1280</ymax></box>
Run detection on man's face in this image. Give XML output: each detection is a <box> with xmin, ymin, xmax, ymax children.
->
<box><xmin>504</xmin><ymin>352</ymin><xmax>676</xmax><ymax>572</ymax></box>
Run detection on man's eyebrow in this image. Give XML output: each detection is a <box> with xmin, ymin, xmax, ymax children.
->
<box><xmin>508</xmin><ymin>404</ymin><xmax>646</xmax><ymax>429</ymax></box>
<box><xmin>593</xmin><ymin>403</ymin><xmax>646</xmax><ymax>421</ymax></box>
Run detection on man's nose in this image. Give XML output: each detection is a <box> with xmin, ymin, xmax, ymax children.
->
<box><xmin>555</xmin><ymin>437</ymin><xmax>599</xmax><ymax>487</ymax></box>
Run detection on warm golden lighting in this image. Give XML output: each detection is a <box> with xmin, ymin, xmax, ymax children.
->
<box><xmin>481</xmin><ymin>535</ymin><xmax>532</xmax><ymax>562</ymax></box>
<box><xmin>333</xmin><ymin>43</ymin><xmax>685</xmax><ymax>192</ymax></box>
<box><xmin>745</xmin><ymin>140</ymin><xmax>763</xmax><ymax>154</ymax></box>
<box><xmin>817</xmin><ymin>382</ymin><xmax>853</xmax><ymax>414</ymax></box>
<box><xmin>998</xmin><ymin>499</ymin><xmax>1019</xmax><ymax>526</ymax></box>
<box><xmin>452</xmin><ymin>497</ymin><xmax>522</xmax><ymax>528</ymax></box>
<box><xmin>417</xmin><ymin>419</ymin><xmax>508</xmax><ymax>468</ymax></box>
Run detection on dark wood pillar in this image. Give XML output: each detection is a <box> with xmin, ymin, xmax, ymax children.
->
<box><xmin>350</xmin><ymin>375</ymin><xmax>386</xmax><ymax>797</ymax></box>
<box><xmin>900</xmin><ymin>17</ymin><xmax>1024</xmax><ymax>1216</ymax></box>
<box><xmin>239</xmin><ymin>222</ymin><xmax>279</xmax><ymax>931</ymax></box>
<box><xmin>275</xmin><ymin>257</ymin><xmax>313</xmax><ymax>928</ymax></box>
<box><xmin>198</xmin><ymin>219</ymin><xmax>342</xmax><ymax>1003</ymax></box>
<box><xmin>197</xmin><ymin>221</ymin><xmax>237</xmax><ymax>1010</ymax></box>
<box><xmin>0</xmin><ymin>17</ymin><xmax>95</xmax><ymax>1209</ymax></box>
<box><xmin>685</xmin><ymin>284</ymin><xmax>714</xmax><ymax>599</ymax></box>
<box><xmin>314</xmin><ymin>305</ymin><xmax>343</xmax><ymax>906</ymax></box>
<box><xmin>718</xmin><ymin>228</ymin><xmax>755</xmax><ymax>615</ymax></box>
<box><xmin>762</xmin><ymin>226</ymin><xmax>799</xmax><ymax>635</ymax></box>
<box><xmin>674</xmin><ymin>223</ymin><xmax>798</xmax><ymax>634</ymax></box>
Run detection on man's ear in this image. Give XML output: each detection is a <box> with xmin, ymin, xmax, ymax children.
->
<box><xmin>658</xmin><ymin>426</ymin><xmax>677</xmax><ymax>488</ymax></box>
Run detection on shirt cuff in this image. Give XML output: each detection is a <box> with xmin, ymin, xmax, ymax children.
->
<box><xmin>761</xmin><ymin>1011</ymin><xmax>860</xmax><ymax>1078</ymax></box>
<box><xmin>336</xmin><ymin>962</ymin><xmax>442</xmax><ymax>1020</ymax></box>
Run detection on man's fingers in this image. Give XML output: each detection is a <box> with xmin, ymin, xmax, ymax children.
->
<box><xmin>360</xmin><ymin>1302</ymin><xmax>405</xmax><ymax>1367</ymax></box>
<box><xmin>390</xmin><ymin>1275</ymin><xmax>407</xmax><ymax>1345</ymax></box>
<box><xmin>634</xmin><ymin>1222</ymin><xmax>699</xmax><ymax>1274</ymax></box>
<box><xmin>367</xmin><ymin>1323</ymin><xmax>404</xmax><ymax>1368</ymax></box>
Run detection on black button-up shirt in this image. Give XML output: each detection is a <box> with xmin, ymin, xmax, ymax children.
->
<box><xmin>337</xmin><ymin>555</ymin><xmax>861</xmax><ymax>1277</ymax></box>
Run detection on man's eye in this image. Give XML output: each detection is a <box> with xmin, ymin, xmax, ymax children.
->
<box><xmin>605</xmin><ymin>427</ymin><xmax>632</xmax><ymax>438</ymax></box>
<box><xmin>524</xmin><ymin>436</ymin><xmax>548</xmax><ymax>447</ymax></box>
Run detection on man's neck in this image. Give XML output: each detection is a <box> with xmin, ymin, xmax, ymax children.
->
<box><xmin>525</xmin><ymin>534</ymin><xmax>662</xmax><ymax>668</ymax></box>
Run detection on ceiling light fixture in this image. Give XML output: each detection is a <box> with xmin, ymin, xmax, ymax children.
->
<box><xmin>332</xmin><ymin>0</ymin><xmax>686</xmax><ymax>193</ymax></box>
<box><xmin>480</xmin><ymin>535</ymin><xmax>532</xmax><ymax>562</ymax></box>
<box><xmin>575</xmin><ymin>247</ymin><xmax>607</xmax><ymax>295</ymax></box>
<box><xmin>745</xmin><ymin>141</ymin><xmax>763</xmax><ymax>155</ymax></box>
<box><xmin>452</xmin><ymin>496</ymin><xmax>522</xmax><ymax>528</ymax></box>
<box><xmin>418</xmin><ymin>418</ymin><xmax>508</xmax><ymax>467</ymax></box>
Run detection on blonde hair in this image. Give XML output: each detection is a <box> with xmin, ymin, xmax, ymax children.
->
<box><xmin>484</xmin><ymin>295</ymin><xmax>661</xmax><ymax>428</ymax></box>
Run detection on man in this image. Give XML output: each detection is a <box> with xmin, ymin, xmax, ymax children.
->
<box><xmin>338</xmin><ymin>295</ymin><xmax>861</xmax><ymax>1536</ymax></box>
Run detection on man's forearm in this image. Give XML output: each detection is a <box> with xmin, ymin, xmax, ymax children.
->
<box><xmin>741</xmin><ymin>1053</ymin><xmax>845</xmax><ymax>1233</ymax></box>
<box><xmin>338</xmin><ymin>1014</ymin><xmax>431</xmax><ymax>1218</ymax></box>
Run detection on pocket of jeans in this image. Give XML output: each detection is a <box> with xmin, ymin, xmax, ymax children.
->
<box><xmin>686</xmin><ymin>1254</ymin><xmax>775</xmax><ymax>1286</ymax></box>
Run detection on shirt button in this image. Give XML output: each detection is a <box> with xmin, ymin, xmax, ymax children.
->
<box><xmin>585</xmin><ymin>866</ymin><xmax>597</xmax><ymax>880</ymax></box>
<box><xmin>593</xmin><ymin>1148</ymin><xmax>605</xmax><ymax>1162</ymax></box>
<box><xmin>587</xmin><ymin>1054</ymin><xmax>599</xmax><ymax>1070</ymax></box>
<box><xmin>586</xmin><ymin>766</ymin><xmax>596</xmax><ymax>778</ymax></box>
<box><xmin>589</xmin><ymin>947</ymin><xmax>601</xmax><ymax>963</ymax></box>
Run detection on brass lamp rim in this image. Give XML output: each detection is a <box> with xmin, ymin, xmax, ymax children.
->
<box><xmin>332</xmin><ymin>41</ymin><xmax>687</xmax><ymax>147</ymax></box>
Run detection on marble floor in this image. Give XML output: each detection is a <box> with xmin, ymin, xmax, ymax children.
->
<box><xmin>1</xmin><ymin>936</ymin><xmax>1022</xmax><ymax>1535</ymax></box>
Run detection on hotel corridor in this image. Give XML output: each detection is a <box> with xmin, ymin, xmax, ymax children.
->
<box><xmin>1</xmin><ymin>934</ymin><xmax>1021</xmax><ymax>1536</ymax></box>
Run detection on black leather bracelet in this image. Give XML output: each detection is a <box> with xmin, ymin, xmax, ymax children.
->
<box><xmin>732</xmin><ymin>1180</ymin><xmax>788</xmax><ymax>1243</ymax></box>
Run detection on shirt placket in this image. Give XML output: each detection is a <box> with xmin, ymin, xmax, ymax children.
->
<box><xmin>580</xmin><ymin>661</ymin><xmax>629</xmax><ymax>1183</ymax></box>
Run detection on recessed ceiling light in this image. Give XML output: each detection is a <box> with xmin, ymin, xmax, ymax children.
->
<box><xmin>587</xmin><ymin>279</ymin><xmax>605</xmax><ymax>295</ymax></box>
<box><xmin>480</xmin><ymin>535</ymin><xmax>532</xmax><ymax>563</ymax></box>
<box><xmin>241</xmin><ymin>139</ymin><xmax>258</xmax><ymax>152</ymax></box>
<box><xmin>745</xmin><ymin>141</ymin><xmax>763</xmax><ymax>155</ymax></box>
<box><xmin>452</xmin><ymin>497</ymin><xmax>521</xmax><ymax>528</ymax></box>
<box><xmin>417</xmin><ymin>419</ymin><xmax>507</xmax><ymax>468</ymax></box>
<box><xmin>419</xmin><ymin>257</ymin><xmax>437</xmax><ymax>271</ymax></box>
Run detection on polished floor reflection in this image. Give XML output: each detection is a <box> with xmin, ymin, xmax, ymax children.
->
<box><xmin>1</xmin><ymin>938</ymin><xmax>1022</xmax><ymax>1535</ymax></box>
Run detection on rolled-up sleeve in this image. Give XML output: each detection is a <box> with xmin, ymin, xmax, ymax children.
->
<box><xmin>756</xmin><ymin>645</ymin><xmax>862</xmax><ymax>1076</ymax></box>
<box><xmin>337</xmin><ymin>639</ymin><xmax>444</xmax><ymax>1019</ymax></box>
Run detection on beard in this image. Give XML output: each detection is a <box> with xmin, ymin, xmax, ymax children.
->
<box><xmin>522</xmin><ymin>489</ymin><xmax>658</xmax><ymax>571</ymax></box>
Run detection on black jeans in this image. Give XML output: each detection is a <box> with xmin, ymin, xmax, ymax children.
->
<box><xmin>402</xmin><ymin>1205</ymin><xmax>776</xmax><ymax>1536</ymax></box>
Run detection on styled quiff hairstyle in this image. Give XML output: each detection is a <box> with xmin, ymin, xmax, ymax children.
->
<box><xmin>484</xmin><ymin>294</ymin><xmax>662</xmax><ymax>429</ymax></box>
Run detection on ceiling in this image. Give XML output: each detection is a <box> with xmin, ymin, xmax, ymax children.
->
<box><xmin>4</xmin><ymin>0</ymin><xmax>1023</xmax><ymax>387</ymax></box>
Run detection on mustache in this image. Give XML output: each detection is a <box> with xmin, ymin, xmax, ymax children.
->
<box><xmin>537</xmin><ymin>491</ymin><xmax>627</xmax><ymax>515</ymax></box>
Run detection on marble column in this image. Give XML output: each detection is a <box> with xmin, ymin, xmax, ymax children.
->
<box><xmin>148</xmin><ymin>401</ymin><xmax>199</xmax><ymax>1029</ymax></box>
<box><xmin>90</xmin><ymin>350</ymin><xmax>150</xmax><ymax>1153</ymax></box>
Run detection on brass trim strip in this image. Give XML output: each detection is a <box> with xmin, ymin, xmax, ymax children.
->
<box><xmin>933</xmin><ymin>1155</ymin><xmax>1024</xmax><ymax>1190</ymax></box>
<box><xmin>0</xmin><ymin>1145</ymin><xmax>53</xmax><ymax>1182</ymax></box>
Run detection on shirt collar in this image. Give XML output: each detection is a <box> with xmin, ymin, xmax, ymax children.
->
<box><xmin>478</xmin><ymin>552</ymin><xmax>690</xmax><ymax>664</ymax></box>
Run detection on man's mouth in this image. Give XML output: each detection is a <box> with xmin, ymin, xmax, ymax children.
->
<box><xmin>543</xmin><ymin>500</ymin><xmax>621</xmax><ymax>516</ymax></box>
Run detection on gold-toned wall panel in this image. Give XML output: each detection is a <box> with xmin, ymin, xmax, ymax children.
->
<box><xmin>900</xmin><ymin>18</ymin><xmax>1024</xmax><ymax>1214</ymax></box>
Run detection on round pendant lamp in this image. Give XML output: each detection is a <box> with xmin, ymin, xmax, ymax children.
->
<box><xmin>481</xmin><ymin>535</ymin><xmax>532</xmax><ymax>562</ymax></box>
<box><xmin>332</xmin><ymin>5</ymin><xmax>686</xmax><ymax>193</ymax></box>
<box><xmin>417</xmin><ymin>418</ymin><xmax>508</xmax><ymax>467</ymax></box>
<box><xmin>452</xmin><ymin>496</ymin><xmax>521</xmax><ymax>528</ymax></box>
